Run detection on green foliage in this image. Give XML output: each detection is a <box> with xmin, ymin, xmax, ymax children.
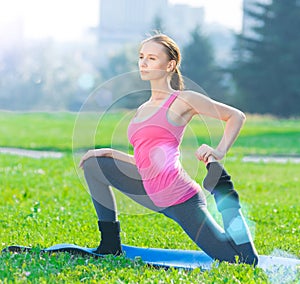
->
<box><xmin>0</xmin><ymin>112</ymin><xmax>300</xmax><ymax>283</ymax></box>
<box><xmin>232</xmin><ymin>0</ymin><xmax>300</xmax><ymax>117</ymax></box>
<box><xmin>100</xmin><ymin>45</ymin><xmax>139</xmax><ymax>80</ymax></box>
<box><xmin>151</xmin><ymin>14</ymin><xmax>166</xmax><ymax>34</ymax></box>
<box><xmin>182</xmin><ymin>26</ymin><xmax>228</xmax><ymax>101</ymax></box>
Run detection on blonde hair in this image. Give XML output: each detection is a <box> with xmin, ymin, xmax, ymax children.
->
<box><xmin>141</xmin><ymin>33</ymin><xmax>185</xmax><ymax>91</ymax></box>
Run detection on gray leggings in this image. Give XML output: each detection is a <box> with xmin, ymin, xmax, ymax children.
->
<box><xmin>83</xmin><ymin>156</ymin><xmax>258</xmax><ymax>264</ymax></box>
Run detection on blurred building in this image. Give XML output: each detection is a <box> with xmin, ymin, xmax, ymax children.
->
<box><xmin>166</xmin><ymin>3</ymin><xmax>204</xmax><ymax>43</ymax></box>
<box><xmin>97</xmin><ymin>0</ymin><xmax>204</xmax><ymax>60</ymax></box>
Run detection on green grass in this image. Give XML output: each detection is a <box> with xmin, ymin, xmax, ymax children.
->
<box><xmin>0</xmin><ymin>111</ymin><xmax>299</xmax><ymax>283</ymax></box>
<box><xmin>1</xmin><ymin>111</ymin><xmax>300</xmax><ymax>155</ymax></box>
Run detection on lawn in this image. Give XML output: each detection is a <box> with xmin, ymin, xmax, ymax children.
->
<box><xmin>0</xmin><ymin>111</ymin><xmax>299</xmax><ymax>283</ymax></box>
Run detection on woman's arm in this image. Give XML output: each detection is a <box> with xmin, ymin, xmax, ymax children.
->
<box><xmin>182</xmin><ymin>91</ymin><xmax>246</xmax><ymax>162</ymax></box>
<box><xmin>79</xmin><ymin>148</ymin><xmax>135</xmax><ymax>168</ymax></box>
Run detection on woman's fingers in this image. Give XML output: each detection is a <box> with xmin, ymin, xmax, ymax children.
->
<box><xmin>78</xmin><ymin>149</ymin><xmax>112</xmax><ymax>168</ymax></box>
<box><xmin>78</xmin><ymin>150</ymin><xmax>93</xmax><ymax>168</ymax></box>
<box><xmin>195</xmin><ymin>144</ymin><xmax>218</xmax><ymax>162</ymax></box>
<box><xmin>79</xmin><ymin>155</ymin><xmax>88</xmax><ymax>168</ymax></box>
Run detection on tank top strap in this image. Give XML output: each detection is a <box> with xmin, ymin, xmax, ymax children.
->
<box><xmin>163</xmin><ymin>91</ymin><xmax>180</xmax><ymax>108</ymax></box>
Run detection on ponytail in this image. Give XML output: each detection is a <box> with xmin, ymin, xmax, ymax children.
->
<box><xmin>170</xmin><ymin>67</ymin><xmax>184</xmax><ymax>91</ymax></box>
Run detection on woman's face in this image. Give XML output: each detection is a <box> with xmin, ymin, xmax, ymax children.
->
<box><xmin>139</xmin><ymin>41</ymin><xmax>173</xmax><ymax>81</ymax></box>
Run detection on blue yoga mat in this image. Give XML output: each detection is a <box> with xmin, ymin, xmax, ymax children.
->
<box><xmin>3</xmin><ymin>243</ymin><xmax>299</xmax><ymax>273</ymax></box>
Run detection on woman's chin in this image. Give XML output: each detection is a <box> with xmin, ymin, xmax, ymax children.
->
<box><xmin>139</xmin><ymin>74</ymin><xmax>150</xmax><ymax>80</ymax></box>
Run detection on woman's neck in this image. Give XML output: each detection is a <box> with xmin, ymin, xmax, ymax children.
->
<box><xmin>150</xmin><ymin>80</ymin><xmax>174</xmax><ymax>101</ymax></box>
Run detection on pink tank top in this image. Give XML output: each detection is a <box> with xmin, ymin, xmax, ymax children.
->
<box><xmin>127</xmin><ymin>91</ymin><xmax>200</xmax><ymax>207</ymax></box>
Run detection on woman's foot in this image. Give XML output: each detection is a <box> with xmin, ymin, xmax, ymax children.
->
<box><xmin>95</xmin><ymin>221</ymin><xmax>123</xmax><ymax>256</ymax></box>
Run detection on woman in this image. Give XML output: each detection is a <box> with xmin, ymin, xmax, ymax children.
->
<box><xmin>79</xmin><ymin>34</ymin><xmax>258</xmax><ymax>265</ymax></box>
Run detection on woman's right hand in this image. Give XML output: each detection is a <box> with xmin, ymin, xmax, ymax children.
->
<box><xmin>79</xmin><ymin>148</ymin><xmax>112</xmax><ymax>168</ymax></box>
<box><xmin>195</xmin><ymin>144</ymin><xmax>224</xmax><ymax>164</ymax></box>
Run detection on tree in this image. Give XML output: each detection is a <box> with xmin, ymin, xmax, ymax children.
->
<box><xmin>100</xmin><ymin>45</ymin><xmax>138</xmax><ymax>81</ymax></box>
<box><xmin>151</xmin><ymin>14</ymin><xmax>165</xmax><ymax>34</ymax></box>
<box><xmin>231</xmin><ymin>0</ymin><xmax>300</xmax><ymax>117</ymax></box>
<box><xmin>182</xmin><ymin>26</ymin><xmax>228</xmax><ymax>101</ymax></box>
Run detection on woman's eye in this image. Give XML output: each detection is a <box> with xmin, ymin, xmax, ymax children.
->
<box><xmin>149</xmin><ymin>57</ymin><xmax>156</xmax><ymax>60</ymax></box>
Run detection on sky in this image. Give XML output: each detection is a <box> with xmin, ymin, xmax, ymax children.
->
<box><xmin>0</xmin><ymin>0</ymin><xmax>243</xmax><ymax>41</ymax></box>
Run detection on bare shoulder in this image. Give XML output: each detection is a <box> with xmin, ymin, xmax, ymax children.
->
<box><xmin>179</xmin><ymin>90</ymin><xmax>210</xmax><ymax>102</ymax></box>
<box><xmin>178</xmin><ymin>90</ymin><xmax>212</xmax><ymax>113</ymax></box>
<box><xmin>178</xmin><ymin>90</ymin><xmax>245</xmax><ymax>121</ymax></box>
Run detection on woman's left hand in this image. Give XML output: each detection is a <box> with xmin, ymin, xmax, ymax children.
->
<box><xmin>195</xmin><ymin>144</ymin><xmax>224</xmax><ymax>163</ymax></box>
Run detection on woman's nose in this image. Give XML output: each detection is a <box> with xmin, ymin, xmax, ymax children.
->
<box><xmin>140</xmin><ymin>58</ymin><xmax>147</xmax><ymax>67</ymax></box>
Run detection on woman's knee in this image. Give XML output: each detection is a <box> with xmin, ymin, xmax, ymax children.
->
<box><xmin>83</xmin><ymin>157</ymin><xmax>113</xmax><ymax>188</ymax></box>
<box><xmin>83</xmin><ymin>156</ymin><xmax>111</xmax><ymax>180</ymax></box>
<box><xmin>82</xmin><ymin>156</ymin><xmax>98</xmax><ymax>173</ymax></box>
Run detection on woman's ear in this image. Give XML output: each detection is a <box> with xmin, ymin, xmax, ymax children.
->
<box><xmin>167</xmin><ymin>60</ymin><xmax>176</xmax><ymax>72</ymax></box>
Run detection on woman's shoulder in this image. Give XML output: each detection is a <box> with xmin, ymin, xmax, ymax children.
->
<box><xmin>174</xmin><ymin>90</ymin><xmax>207</xmax><ymax>116</ymax></box>
<box><xmin>176</xmin><ymin>90</ymin><xmax>218</xmax><ymax>116</ymax></box>
<box><xmin>178</xmin><ymin>90</ymin><xmax>210</xmax><ymax>103</ymax></box>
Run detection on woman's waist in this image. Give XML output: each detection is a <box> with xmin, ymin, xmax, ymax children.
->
<box><xmin>142</xmin><ymin>167</ymin><xmax>200</xmax><ymax>194</ymax></box>
<box><xmin>134</xmin><ymin>148</ymin><xmax>180</xmax><ymax>173</ymax></box>
<box><xmin>138</xmin><ymin>163</ymin><xmax>180</xmax><ymax>179</ymax></box>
